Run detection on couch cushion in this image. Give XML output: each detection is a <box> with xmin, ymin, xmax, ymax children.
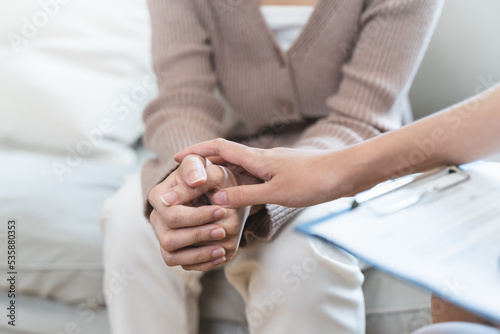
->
<box><xmin>0</xmin><ymin>291</ymin><xmax>110</xmax><ymax>334</ymax></box>
<box><xmin>0</xmin><ymin>151</ymin><xmax>132</xmax><ymax>304</ymax></box>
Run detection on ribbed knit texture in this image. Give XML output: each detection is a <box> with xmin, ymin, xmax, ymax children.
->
<box><xmin>142</xmin><ymin>0</ymin><xmax>444</xmax><ymax>244</ymax></box>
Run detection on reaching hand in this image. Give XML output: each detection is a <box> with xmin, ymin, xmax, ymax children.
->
<box><xmin>148</xmin><ymin>154</ymin><xmax>255</xmax><ymax>271</ymax></box>
<box><xmin>174</xmin><ymin>139</ymin><xmax>357</xmax><ymax>208</ymax></box>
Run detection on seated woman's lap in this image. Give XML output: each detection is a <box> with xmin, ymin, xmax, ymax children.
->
<box><xmin>225</xmin><ymin>199</ymin><xmax>365</xmax><ymax>334</ymax></box>
<box><xmin>101</xmin><ymin>172</ymin><xmax>203</xmax><ymax>334</ymax></box>
<box><xmin>101</xmin><ymin>172</ymin><xmax>365</xmax><ymax>334</ymax></box>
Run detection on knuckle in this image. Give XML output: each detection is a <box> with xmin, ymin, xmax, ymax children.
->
<box><xmin>220</xmin><ymin>240</ymin><xmax>237</xmax><ymax>252</ymax></box>
<box><xmin>185</xmin><ymin>154</ymin><xmax>202</xmax><ymax>166</ymax></box>
<box><xmin>214</xmin><ymin>138</ymin><xmax>226</xmax><ymax>147</ymax></box>
<box><xmin>181</xmin><ymin>155</ymin><xmax>193</xmax><ymax>166</ymax></box>
<box><xmin>193</xmin><ymin>251</ymin><xmax>206</xmax><ymax>264</ymax></box>
<box><xmin>149</xmin><ymin>176</ymin><xmax>169</xmax><ymax>198</ymax></box>
<box><xmin>253</xmin><ymin>148</ymin><xmax>266</xmax><ymax>159</ymax></box>
<box><xmin>166</xmin><ymin>214</ymin><xmax>180</xmax><ymax>229</ymax></box>
<box><xmin>149</xmin><ymin>209</ymin><xmax>158</xmax><ymax>224</ymax></box>
<box><xmin>226</xmin><ymin>243</ymin><xmax>237</xmax><ymax>252</ymax></box>
<box><xmin>221</xmin><ymin>214</ymin><xmax>239</xmax><ymax>233</ymax></box>
<box><xmin>226</xmin><ymin>223</ymin><xmax>239</xmax><ymax>235</ymax></box>
<box><xmin>159</xmin><ymin>235</ymin><xmax>176</xmax><ymax>252</ymax></box>
<box><xmin>163</xmin><ymin>253</ymin><xmax>177</xmax><ymax>267</ymax></box>
<box><xmin>206</xmin><ymin>165</ymin><xmax>225</xmax><ymax>186</ymax></box>
<box><xmin>195</xmin><ymin>229</ymin><xmax>207</xmax><ymax>244</ymax></box>
<box><xmin>148</xmin><ymin>191</ymin><xmax>157</xmax><ymax>208</ymax></box>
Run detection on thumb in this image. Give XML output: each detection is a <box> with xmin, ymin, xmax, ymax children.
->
<box><xmin>213</xmin><ymin>183</ymin><xmax>275</xmax><ymax>208</ymax></box>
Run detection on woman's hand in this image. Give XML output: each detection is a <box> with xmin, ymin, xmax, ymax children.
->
<box><xmin>148</xmin><ymin>154</ymin><xmax>256</xmax><ymax>271</ymax></box>
<box><xmin>174</xmin><ymin>139</ymin><xmax>357</xmax><ymax>208</ymax></box>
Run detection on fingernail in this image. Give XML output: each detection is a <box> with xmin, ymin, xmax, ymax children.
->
<box><xmin>160</xmin><ymin>191</ymin><xmax>178</xmax><ymax>206</ymax></box>
<box><xmin>210</xmin><ymin>228</ymin><xmax>226</xmax><ymax>239</ymax></box>
<box><xmin>189</xmin><ymin>171</ymin><xmax>205</xmax><ymax>185</ymax></box>
<box><xmin>213</xmin><ymin>208</ymin><xmax>227</xmax><ymax>220</ymax></box>
<box><xmin>212</xmin><ymin>248</ymin><xmax>226</xmax><ymax>258</ymax></box>
<box><xmin>214</xmin><ymin>191</ymin><xmax>228</xmax><ymax>205</ymax></box>
<box><xmin>213</xmin><ymin>257</ymin><xmax>226</xmax><ymax>265</ymax></box>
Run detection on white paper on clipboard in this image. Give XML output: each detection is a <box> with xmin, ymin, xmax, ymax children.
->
<box><xmin>296</xmin><ymin>161</ymin><xmax>500</xmax><ymax>324</ymax></box>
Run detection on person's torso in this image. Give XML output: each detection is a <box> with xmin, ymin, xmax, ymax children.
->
<box><xmin>200</xmin><ymin>0</ymin><xmax>365</xmax><ymax>137</ymax></box>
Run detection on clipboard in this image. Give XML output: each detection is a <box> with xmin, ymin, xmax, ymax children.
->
<box><xmin>354</xmin><ymin>166</ymin><xmax>469</xmax><ymax>215</ymax></box>
<box><xmin>296</xmin><ymin>161</ymin><xmax>500</xmax><ymax>324</ymax></box>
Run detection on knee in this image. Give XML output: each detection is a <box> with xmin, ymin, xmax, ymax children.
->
<box><xmin>101</xmin><ymin>174</ymin><xmax>155</xmax><ymax>265</ymax></box>
<box><xmin>271</xmin><ymin>238</ymin><xmax>362</xmax><ymax>302</ymax></box>
<box><xmin>266</xmin><ymin>204</ymin><xmax>364</xmax><ymax>288</ymax></box>
<box><xmin>102</xmin><ymin>174</ymin><xmax>144</xmax><ymax>232</ymax></box>
<box><xmin>233</xmin><ymin>207</ymin><xmax>364</xmax><ymax>312</ymax></box>
<box><xmin>256</xmin><ymin>227</ymin><xmax>363</xmax><ymax>291</ymax></box>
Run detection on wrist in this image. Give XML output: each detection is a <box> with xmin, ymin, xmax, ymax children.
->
<box><xmin>332</xmin><ymin>141</ymin><xmax>387</xmax><ymax>197</ymax></box>
<box><xmin>342</xmin><ymin>133</ymin><xmax>413</xmax><ymax>195</ymax></box>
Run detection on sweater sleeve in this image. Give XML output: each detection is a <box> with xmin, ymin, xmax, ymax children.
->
<box><xmin>141</xmin><ymin>0</ymin><xmax>224</xmax><ymax>217</ymax></box>
<box><xmin>244</xmin><ymin>0</ymin><xmax>444</xmax><ymax>243</ymax></box>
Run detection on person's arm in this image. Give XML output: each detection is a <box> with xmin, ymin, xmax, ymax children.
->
<box><xmin>141</xmin><ymin>0</ymin><xmax>224</xmax><ymax>216</ymax></box>
<box><xmin>143</xmin><ymin>0</ymin><xmax>261</xmax><ymax>271</ymax></box>
<box><xmin>343</xmin><ymin>84</ymin><xmax>500</xmax><ymax>189</ymax></box>
<box><xmin>243</xmin><ymin>0</ymin><xmax>444</xmax><ymax>241</ymax></box>
<box><xmin>294</xmin><ymin>0</ymin><xmax>445</xmax><ymax>151</ymax></box>
<box><xmin>174</xmin><ymin>84</ymin><xmax>500</xmax><ymax>208</ymax></box>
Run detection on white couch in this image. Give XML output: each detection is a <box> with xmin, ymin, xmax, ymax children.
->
<box><xmin>2</xmin><ymin>0</ymin><xmax>499</xmax><ymax>333</ymax></box>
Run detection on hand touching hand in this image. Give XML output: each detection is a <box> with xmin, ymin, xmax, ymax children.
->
<box><xmin>175</xmin><ymin>139</ymin><xmax>358</xmax><ymax>208</ymax></box>
<box><xmin>148</xmin><ymin>154</ymin><xmax>255</xmax><ymax>271</ymax></box>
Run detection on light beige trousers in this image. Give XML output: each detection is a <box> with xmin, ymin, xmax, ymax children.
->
<box><xmin>101</xmin><ymin>174</ymin><xmax>365</xmax><ymax>334</ymax></box>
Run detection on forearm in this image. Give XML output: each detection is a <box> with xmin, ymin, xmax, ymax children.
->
<box><xmin>175</xmin><ymin>85</ymin><xmax>500</xmax><ymax>210</ymax></box>
<box><xmin>344</xmin><ymin>85</ymin><xmax>500</xmax><ymax>191</ymax></box>
<box><xmin>142</xmin><ymin>0</ymin><xmax>227</xmax><ymax>215</ymax></box>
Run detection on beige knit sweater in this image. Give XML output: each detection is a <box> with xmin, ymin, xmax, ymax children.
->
<box><xmin>142</xmin><ymin>0</ymin><xmax>443</xmax><ymax>244</ymax></box>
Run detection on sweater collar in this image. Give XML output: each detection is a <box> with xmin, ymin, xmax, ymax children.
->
<box><xmin>241</xmin><ymin>0</ymin><xmax>336</xmax><ymax>64</ymax></box>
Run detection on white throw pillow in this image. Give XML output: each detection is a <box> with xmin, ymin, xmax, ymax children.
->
<box><xmin>0</xmin><ymin>0</ymin><xmax>157</xmax><ymax>171</ymax></box>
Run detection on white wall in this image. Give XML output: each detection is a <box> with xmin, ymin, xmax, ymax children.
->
<box><xmin>409</xmin><ymin>0</ymin><xmax>500</xmax><ymax>120</ymax></box>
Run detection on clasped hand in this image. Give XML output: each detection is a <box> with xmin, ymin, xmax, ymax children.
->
<box><xmin>148</xmin><ymin>154</ymin><xmax>256</xmax><ymax>271</ymax></box>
